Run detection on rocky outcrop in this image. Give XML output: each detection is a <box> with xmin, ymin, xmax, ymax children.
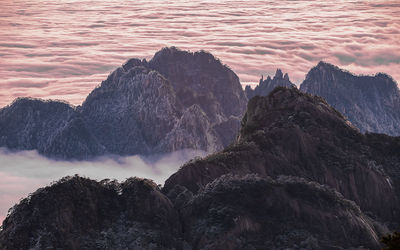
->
<box><xmin>0</xmin><ymin>47</ymin><xmax>248</xmax><ymax>159</ymax></box>
<box><xmin>165</xmin><ymin>87</ymin><xmax>400</xmax><ymax>228</ymax></box>
<box><xmin>2</xmin><ymin>87</ymin><xmax>400</xmax><ymax>249</ymax></box>
<box><xmin>300</xmin><ymin>61</ymin><xmax>400</xmax><ymax>136</ymax></box>
<box><xmin>245</xmin><ymin>69</ymin><xmax>296</xmax><ymax>99</ymax></box>
<box><xmin>0</xmin><ymin>176</ymin><xmax>181</xmax><ymax>249</ymax></box>
<box><xmin>174</xmin><ymin>174</ymin><xmax>384</xmax><ymax>249</ymax></box>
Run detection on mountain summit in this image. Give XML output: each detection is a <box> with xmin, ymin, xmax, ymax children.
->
<box><xmin>165</xmin><ymin>87</ymin><xmax>400</xmax><ymax>228</ymax></box>
<box><xmin>300</xmin><ymin>61</ymin><xmax>400</xmax><ymax>135</ymax></box>
<box><xmin>0</xmin><ymin>47</ymin><xmax>247</xmax><ymax>159</ymax></box>
<box><xmin>245</xmin><ymin>68</ymin><xmax>296</xmax><ymax>99</ymax></box>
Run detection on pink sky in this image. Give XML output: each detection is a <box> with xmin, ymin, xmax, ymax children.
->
<box><xmin>0</xmin><ymin>0</ymin><xmax>399</xmax><ymax>107</ymax></box>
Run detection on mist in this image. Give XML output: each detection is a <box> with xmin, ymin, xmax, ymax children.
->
<box><xmin>0</xmin><ymin>148</ymin><xmax>207</xmax><ymax>224</ymax></box>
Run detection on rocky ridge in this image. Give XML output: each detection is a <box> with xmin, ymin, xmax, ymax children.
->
<box><xmin>299</xmin><ymin>61</ymin><xmax>400</xmax><ymax>136</ymax></box>
<box><xmin>0</xmin><ymin>47</ymin><xmax>247</xmax><ymax>159</ymax></box>
<box><xmin>2</xmin><ymin>87</ymin><xmax>399</xmax><ymax>249</ymax></box>
<box><xmin>245</xmin><ymin>69</ymin><xmax>296</xmax><ymax>99</ymax></box>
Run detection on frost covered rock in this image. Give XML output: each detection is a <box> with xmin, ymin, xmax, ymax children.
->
<box><xmin>0</xmin><ymin>47</ymin><xmax>248</xmax><ymax>159</ymax></box>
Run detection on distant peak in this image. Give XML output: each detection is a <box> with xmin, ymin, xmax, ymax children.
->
<box><xmin>284</xmin><ymin>73</ymin><xmax>290</xmax><ymax>81</ymax></box>
<box><xmin>274</xmin><ymin>69</ymin><xmax>283</xmax><ymax>79</ymax></box>
<box><xmin>122</xmin><ymin>58</ymin><xmax>146</xmax><ymax>71</ymax></box>
<box><xmin>304</xmin><ymin>61</ymin><xmax>344</xmax><ymax>81</ymax></box>
<box><xmin>317</xmin><ymin>61</ymin><xmax>329</xmax><ymax>67</ymax></box>
<box><xmin>149</xmin><ymin>46</ymin><xmax>222</xmax><ymax>69</ymax></box>
<box><xmin>151</xmin><ymin>46</ymin><xmax>186</xmax><ymax>61</ymax></box>
<box><xmin>315</xmin><ymin>61</ymin><xmax>340</xmax><ymax>71</ymax></box>
<box><xmin>10</xmin><ymin>97</ymin><xmax>73</xmax><ymax>108</ymax></box>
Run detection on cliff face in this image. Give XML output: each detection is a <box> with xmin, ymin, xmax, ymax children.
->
<box><xmin>300</xmin><ymin>61</ymin><xmax>400</xmax><ymax>136</ymax></box>
<box><xmin>165</xmin><ymin>87</ymin><xmax>400</xmax><ymax>227</ymax></box>
<box><xmin>0</xmin><ymin>47</ymin><xmax>248</xmax><ymax>159</ymax></box>
<box><xmin>245</xmin><ymin>69</ymin><xmax>296</xmax><ymax>99</ymax></box>
<box><xmin>2</xmin><ymin>88</ymin><xmax>400</xmax><ymax>249</ymax></box>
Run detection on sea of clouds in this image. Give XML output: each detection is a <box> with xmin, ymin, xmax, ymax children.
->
<box><xmin>0</xmin><ymin>148</ymin><xmax>206</xmax><ymax>224</ymax></box>
<box><xmin>0</xmin><ymin>0</ymin><xmax>399</xmax><ymax>107</ymax></box>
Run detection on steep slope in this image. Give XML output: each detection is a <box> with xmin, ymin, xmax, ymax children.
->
<box><xmin>165</xmin><ymin>87</ymin><xmax>400</xmax><ymax>228</ymax></box>
<box><xmin>82</xmin><ymin>47</ymin><xmax>247</xmax><ymax>155</ymax></box>
<box><xmin>0</xmin><ymin>47</ymin><xmax>248</xmax><ymax>158</ymax></box>
<box><xmin>300</xmin><ymin>61</ymin><xmax>400</xmax><ymax>135</ymax></box>
<box><xmin>148</xmin><ymin>47</ymin><xmax>247</xmax><ymax>120</ymax></box>
<box><xmin>245</xmin><ymin>69</ymin><xmax>296</xmax><ymax>99</ymax></box>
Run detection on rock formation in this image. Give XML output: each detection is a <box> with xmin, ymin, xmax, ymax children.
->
<box><xmin>0</xmin><ymin>47</ymin><xmax>247</xmax><ymax>159</ymax></box>
<box><xmin>245</xmin><ymin>69</ymin><xmax>296</xmax><ymax>99</ymax></box>
<box><xmin>300</xmin><ymin>61</ymin><xmax>400</xmax><ymax>136</ymax></box>
<box><xmin>2</xmin><ymin>88</ymin><xmax>399</xmax><ymax>249</ymax></box>
<box><xmin>165</xmin><ymin>87</ymin><xmax>400</xmax><ymax>228</ymax></box>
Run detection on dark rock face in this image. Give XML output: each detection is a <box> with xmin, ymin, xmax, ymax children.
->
<box><xmin>245</xmin><ymin>69</ymin><xmax>296</xmax><ymax>99</ymax></box>
<box><xmin>2</xmin><ymin>88</ymin><xmax>399</xmax><ymax>249</ymax></box>
<box><xmin>176</xmin><ymin>174</ymin><xmax>383</xmax><ymax>249</ymax></box>
<box><xmin>0</xmin><ymin>47</ymin><xmax>247</xmax><ymax>158</ymax></box>
<box><xmin>165</xmin><ymin>87</ymin><xmax>400</xmax><ymax>228</ymax></box>
<box><xmin>300</xmin><ymin>61</ymin><xmax>400</xmax><ymax>136</ymax></box>
<box><xmin>0</xmin><ymin>175</ymin><xmax>384</xmax><ymax>249</ymax></box>
<box><xmin>0</xmin><ymin>176</ymin><xmax>181</xmax><ymax>249</ymax></box>
<box><xmin>149</xmin><ymin>48</ymin><xmax>247</xmax><ymax>119</ymax></box>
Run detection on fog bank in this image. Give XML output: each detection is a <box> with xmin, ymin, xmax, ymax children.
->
<box><xmin>0</xmin><ymin>148</ymin><xmax>206</xmax><ymax>224</ymax></box>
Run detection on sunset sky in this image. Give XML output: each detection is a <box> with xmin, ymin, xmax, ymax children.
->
<box><xmin>0</xmin><ymin>0</ymin><xmax>399</xmax><ymax>108</ymax></box>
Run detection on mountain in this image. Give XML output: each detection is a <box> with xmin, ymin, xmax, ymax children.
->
<box><xmin>0</xmin><ymin>98</ymin><xmax>105</xmax><ymax>159</ymax></box>
<box><xmin>0</xmin><ymin>47</ymin><xmax>247</xmax><ymax>159</ymax></box>
<box><xmin>165</xmin><ymin>87</ymin><xmax>400</xmax><ymax>227</ymax></box>
<box><xmin>300</xmin><ymin>61</ymin><xmax>400</xmax><ymax>136</ymax></box>
<box><xmin>244</xmin><ymin>69</ymin><xmax>296</xmax><ymax>99</ymax></box>
<box><xmin>2</xmin><ymin>87</ymin><xmax>400</xmax><ymax>249</ymax></box>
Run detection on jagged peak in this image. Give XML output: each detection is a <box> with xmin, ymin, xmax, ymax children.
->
<box><xmin>259</xmin><ymin>75</ymin><xmax>271</xmax><ymax>84</ymax></box>
<box><xmin>274</xmin><ymin>69</ymin><xmax>283</xmax><ymax>79</ymax></box>
<box><xmin>122</xmin><ymin>58</ymin><xmax>147</xmax><ymax>71</ymax></box>
<box><xmin>284</xmin><ymin>73</ymin><xmax>290</xmax><ymax>81</ymax></box>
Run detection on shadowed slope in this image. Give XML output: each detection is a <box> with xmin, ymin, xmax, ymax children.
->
<box><xmin>165</xmin><ymin>87</ymin><xmax>400</xmax><ymax>227</ymax></box>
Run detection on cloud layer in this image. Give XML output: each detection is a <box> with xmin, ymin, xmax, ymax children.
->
<box><xmin>0</xmin><ymin>0</ymin><xmax>399</xmax><ymax>107</ymax></box>
<box><xmin>0</xmin><ymin>148</ymin><xmax>206</xmax><ymax>224</ymax></box>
